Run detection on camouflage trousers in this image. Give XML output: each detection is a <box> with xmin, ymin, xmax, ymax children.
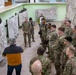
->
<box><xmin>54</xmin><ymin>51</ymin><xmax>61</xmax><ymax>75</ymax></box>
<box><xmin>48</xmin><ymin>46</ymin><xmax>54</xmax><ymax>62</ymax></box>
<box><xmin>40</xmin><ymin>36</ymin><xmax>47</xmax><ymax>50</ymax></box>
<box><xmin>60</xmin><ymin>53</ymin><xmax>68</xmax><ymax>75</ymax></box>
<box><xmin>31</xmin><ymin>30</ymin><xmax>35</xmax><ymax>41</ymax></box>
<box><xmin>23</xmin><ymin>33</ymin><xmax>31</xmax><ymax>46</ymax></box>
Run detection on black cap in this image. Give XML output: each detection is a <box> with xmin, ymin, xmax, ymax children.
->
<box><xmin>64</xmin><ymin>36</ymin><xmax>72</xmax><ymax>43</ymax></box>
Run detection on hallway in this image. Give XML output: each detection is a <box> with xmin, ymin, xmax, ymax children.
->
<box><xmin>0</xmin><ymin>22</ymin><xmax>61</xmax><ymax>75</ymax></box>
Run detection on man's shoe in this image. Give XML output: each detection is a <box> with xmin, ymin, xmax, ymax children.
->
<box><xmin>33</xmin><ymin>40</ymin><xmax>35</xmax><ymax>42</ymax></box>
<box><xmin>29</xmin><ymin>45</ymin><xmax>31</xmax><ymax>47</ymax></box>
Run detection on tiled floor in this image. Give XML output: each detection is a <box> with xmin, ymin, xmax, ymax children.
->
<box><xmin>0</xmin><ymin>22</ymin><xmax>61</xmax><ymax>75</ymax></box>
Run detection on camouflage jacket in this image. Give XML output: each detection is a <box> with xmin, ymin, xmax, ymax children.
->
<box><xmin>72</xmin><ymin>32</ymin><xmax>76</xmax><ymax>48</ymax></box>
<box><xmin>29</xmin><ymin>21</ymin><xmax>35</xmax><ymax>30</ymax></box>
<box><xmin>52</xmin><ymin>34</ymin><xmax>65</xmax><ymax>54</ymax></box>
<box><xmin>60</xmin><ymin>44</ymin><xmax>73</xmax><ymax>66</ymax></box>
<box><xmin>49</xmin><ymin>30</ymin><xmax>58</xmax><ymax>46</ymax></box>
<box><xmin>40</xmin><ymin>24</ymin><xmax>47</xmax><ymax>39</ymax></box>
<box><xmin>22</xmin><ymin>21</ymin><xmax>31</xmax><ymax>33</ymax></box>
<box><xmin>65</xmin><ymin>26</ymin><xmax>73</xmax><ymax>37</ymax></box>
<box><xmin>46</xmin><ymin>28</ymin><xmax>51</xmax><ymax>40</ymax></box>
<box><xmin>29</xmin><ymin>55</ymin><xmax>51</xmax><ymax>75</ymax></box>
<box><xmin>63</xmin><ymin>57</ymin><xmax>76</xmax><ymax>75</ymax></box>
<box><xmin>61</xmin><ymin>23</ymin><xmax>66</xmax><ymax>29</ymax></box>
<box><xmin>47</xmin><ymin>28</ymin><xmax>51</xmax><ymax>36</ymax></box>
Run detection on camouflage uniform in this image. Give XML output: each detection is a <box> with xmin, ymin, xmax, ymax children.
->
<box><xmin>29</xmin><ymin>55</ymin><xmax>51</xmax><ymax>75</ymax></box>
<box><xmin>29</xmin><ymin>21</ymin><xmax>35</xmax><ymax>42</ymax></box>
<box><xmin>65</xmin><ymin>26</ymin><xmax>73</xmax><ymax>37</ymax></box>
<box><xmin>48</xmin><ymin>30</ymin><xmax>58</xmax><ymax>61</ymax></box>
<box><xmin>52</xmin><ymin>34</ymin><xmax>65</xmax><ymax>75</ymax></box>
<box><xmin>46</xmin><ymin>28</ymin><xmax>51</xmax><ymax>50</ymax></box>
<box><xmin>61</xmin><ymin>23</ymin><xmax>66</xmax><ymax>29</ymax></box>
<box><xmin>60</xmin><ymin>44</ymin><xmax>73</xmax><ymax>75</ymax></box>
<box><xmin>22</xmin><ymin>21</ymin><xmax>31</xmax><ymax>47</ymax></box>
<box><xmin>40</xmin><ymin>24</ymin><xmax>47</xmax><ymax>49</ymax></box>
<box><xmin>72</xmin><ymin>32</ymin><xmax>76</xmax><ymax>48</ymax></box>
<box><xmin>63</xmin><ymin>57</ymin><xmax>76</xmax><ymax>75</ymax></box>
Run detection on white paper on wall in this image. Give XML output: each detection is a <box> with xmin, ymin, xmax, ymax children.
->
<box><xmin>30</xmin><ymin>0</ymin><xmax>34</xmax><ymax>3</ymax></box>
<box><xmin>19</xmin><ymin>10</ymin><xmax>28</xmax><ymax>26</ymax></box>
<box><xmin>7</xmin><ymin>15</ymin><xmax>19</xmax><ymax>39</ymax></box>
<box><xmin>0</xmin><ymin>22</ymin><xmax>7</xmax><ymax>61</ymax></box>
<box><xmin>8</xmin><ymin>19</ymin><xmax>15</xmax><ymax>39</ymax></box>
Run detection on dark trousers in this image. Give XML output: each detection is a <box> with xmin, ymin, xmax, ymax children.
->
<box><xmin>7</xmin><ymin>64</ymin><xmax>22</xmax><ymax>75</ymax></box>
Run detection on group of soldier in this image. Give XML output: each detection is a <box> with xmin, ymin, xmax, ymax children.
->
<box><xmin>22</xmin><ymin>17</ymin><xmax>35</xmax><ymax>47</ymax></box>
<box><xmin>29</xmin><ymin>16</ymin><xmax>76</xmax><ymax>75</ymax></box>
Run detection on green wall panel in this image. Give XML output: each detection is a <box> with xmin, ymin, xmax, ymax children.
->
<box><xmin>0</xmin><ymin>3</ymin><xmax>66</xmax><ymax>25</ymax></box>
<box><xmin>23</xmin><ymin>4</ymin><xmax>66</xmax><ymax>21</ymax></box>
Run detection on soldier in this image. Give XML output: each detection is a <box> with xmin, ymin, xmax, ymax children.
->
<box><xmin>48</xmin><ymin>25</ymin><xmax>58</xmax><ymax>61</ymax></box>
<box><xmin>29</xmin><ymin>17</ymin><xmax>35</xmax><ymax>42</ymax></box>
<box><xmin>52</xmin><ymin>27</ymin><xmax>65</xmax><ymax>75</ymax></box>
<box><xmin>46</xmin><ymin>23</ymin><xmax>52</xmax><ymax>53</ymax></box>
<box><xmin>39</xmin><ymin>18</ymin><xmax>47</xmax><ymax>49</ymax></box>
<box><xmin>29</xmin><ymin>46</ymin><xmax>51</xmax><ymax>75</ymax></box>
<box><xmin>61</xmin><ymin>19</ymin><xmax>67</xmax><ymax>28</ymax></box>
<box><xmin>47</xmin><ymin>23</ymin><xmax>51</xmax><ymax>36</ymax></box>
<box><xmin>60</xmin><ymin>36</ymin><xmax>73</xmax><ymax>74</ymax></box>
<box><xmin>61</xmin><ymin>18</ymin><xmax>68</xmax><ymax>29</ymax></box>
<box><xmin>72</xmin><ymin>26</ymin><xmax>76</xmax><ymax>48</ymax></box>
<box><xmin>63</xmin><ymin>46</ymin><xmax>76</xmax><ymax>75</ymax></box>
<box><xmin>65</xmin><ymin>20</ymin><xmax>73</xmax><ymax>37</ymax></box>
<box><xmin>22</xmin><ymin>17</ymin><xmax>31</xmax><ymax>47</ymax></box>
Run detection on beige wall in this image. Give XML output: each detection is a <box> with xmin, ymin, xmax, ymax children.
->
<box><xmin>66</xmin><ymin>0</ymin><xmax>76</xmax><ymax>26</ymax></box>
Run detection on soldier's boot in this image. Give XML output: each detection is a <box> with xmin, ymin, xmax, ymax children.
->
<box><xmin>32</xmin><ymin>35</ymin><xmax>35</xmax><ymax>42</ymax></box>
<box><xmin>29</xmin><ymin>41</ymin><xmax>31</xmax><ymax>47</ymax></box>
<box><xmin>29</xmin><ymin>44</ymin><xmax>31</xmax><ymax>47</ymax></box>
<box><xmin>32</xmin><ymin>40</ymin><xmax>35</xmax><ymax>42</ymax></box>
<box><xmin>24</xmin><ymin>39</ymin><xmax>27</xmax><ymax>47</ymax></box>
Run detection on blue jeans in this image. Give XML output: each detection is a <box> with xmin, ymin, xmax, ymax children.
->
<box><xmin>7</xmin><ymin>64</ymin><xmax>22</xmax><ymax>75</ymax></box>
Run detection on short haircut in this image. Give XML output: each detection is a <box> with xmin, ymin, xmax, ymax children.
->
<box><xmin>48</xmin><ymin>23</ymin><xmax>51</xmax><ymax>26</ymax></box>
<box><xmin>37</xmin><ymin>46</ymin><xmax>45</xmax><ymax>55</ymax></box>
<box><xmin>58</xmin><ymin>27</ymin><xmax>65</xmax><ymax>32</ymax></box>
<box><xmin>41</xmin><ymin>18</ymin><xmax>45</xmax><ymax>21</ymax></box>
<box><xmin>67</xmin><ymin>20</ymin><xmax>71</xmax><ymax>24</ymax></box>
<box><xmin>64</xmin><ymin>36</ymin><xmax>72</xmax><ymax>43</ymax></box>
<box><xmin>68</xmin><ymin>45</ymin><xmax>76</xmax><ymax>54</ymax></box>
<box><xmin>51</xmin><ymin>24</ymin><xmax>56</xmax><ymax>28</ymax></box>
<box><xmin>9</xmin><ymin>38</ymin><xmax>16</xmax><ymax>45</ymax></box>
<box><xmin>29</xmin><ymin>17</ymin><xmax>32</xmax><ymax>20</ymax></box>
<box><xmin>0</xmin><ymin>18</ymin><xmax>2</xmax><ymax>24</ymax></box>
